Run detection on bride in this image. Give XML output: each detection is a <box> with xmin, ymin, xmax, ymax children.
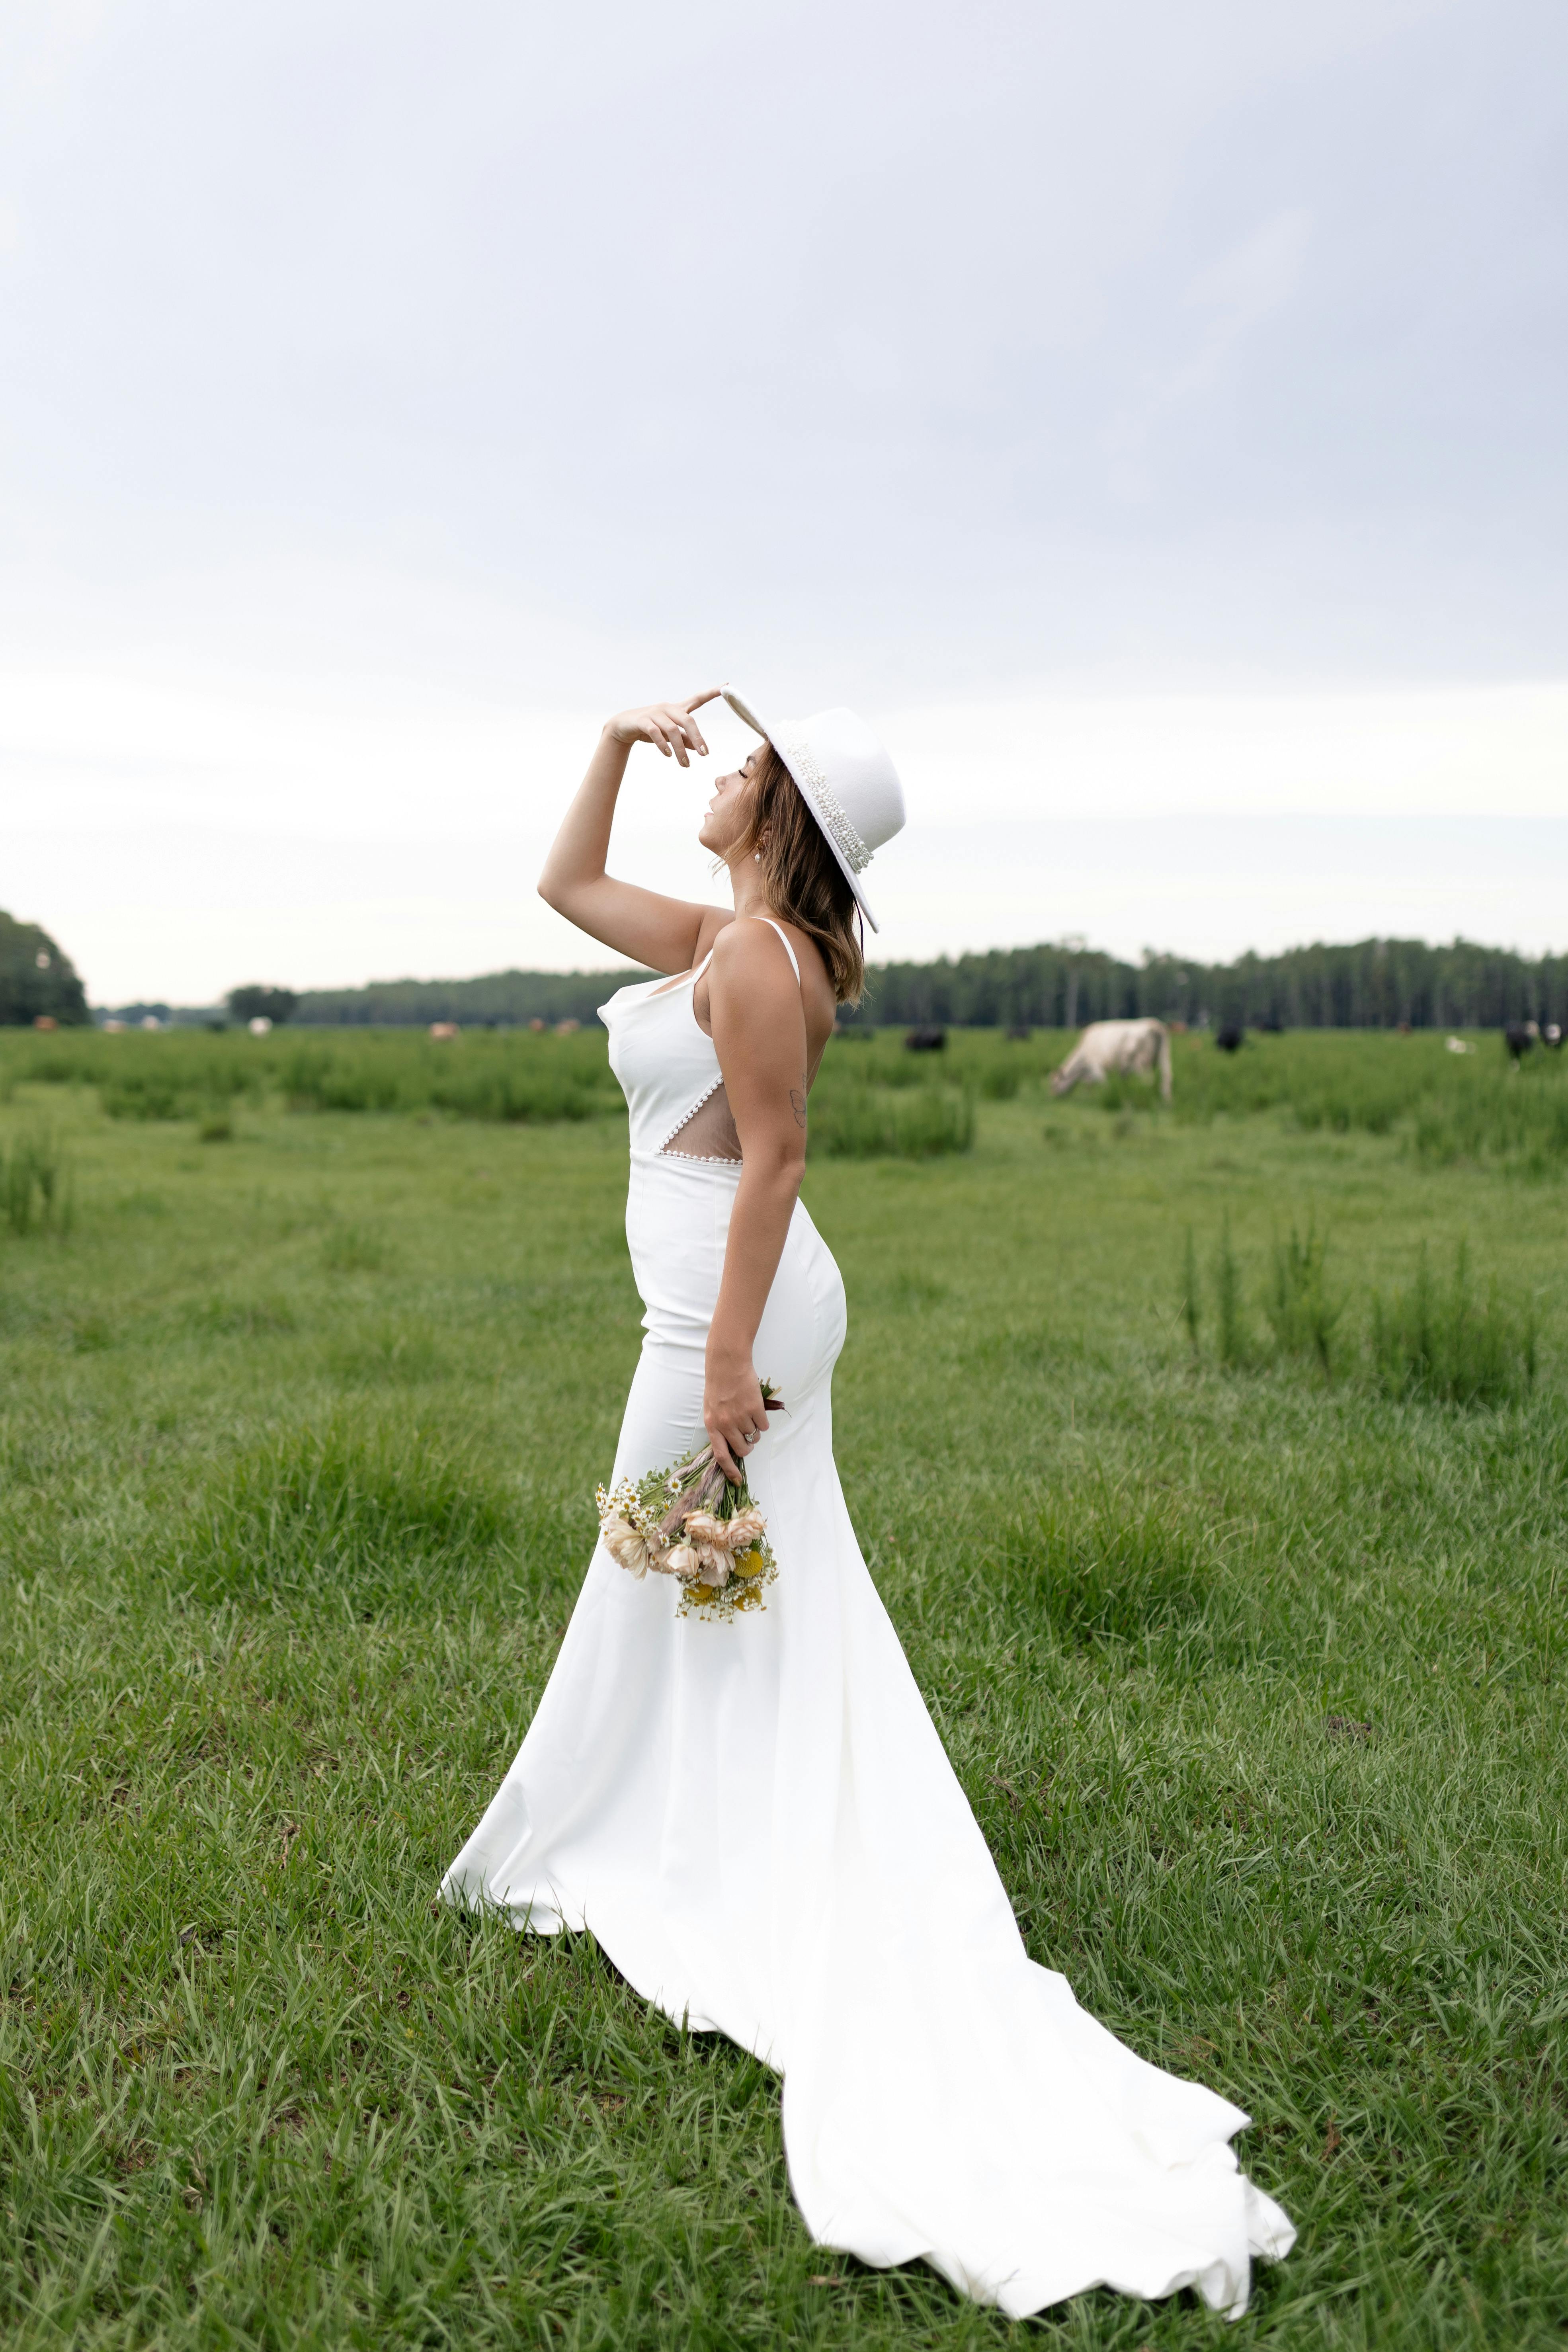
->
<box><xmin>442</xmin><ymin>686</ymin><xmax>1294</xmax><ymax>2319</ymax></box>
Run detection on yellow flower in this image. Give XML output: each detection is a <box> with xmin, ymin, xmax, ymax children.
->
<box><xmin>688</xmin><ymin>1583</ymin><xmax>716</xmax><ymax>1605</ymax></box>
<box><xmin>732</xmin><ymin>1547</ymin><xmax>766</xmax><ymax>1579</ymax></box>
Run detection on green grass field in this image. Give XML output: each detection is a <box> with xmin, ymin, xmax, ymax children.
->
<box><xmin>2</xmin><ymin>1031</ymin><xmax>1565</xmax><ymax>2349</ymax></box>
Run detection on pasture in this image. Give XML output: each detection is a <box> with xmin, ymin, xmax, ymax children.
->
<box><xmin>1</xmin><ymin>1026</ymin><xmax>1564</xmax><ymax>2349</ymax></box>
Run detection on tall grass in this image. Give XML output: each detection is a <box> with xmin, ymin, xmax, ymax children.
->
<box><xmin>1184</xmin><ymin>1220</ymin><xmax>1537</xmax><ymax>1404</ymax></box>
<box><xmin>1370</xmin><ymin>1239</ymin><xmax>1538</xmax><ymax>1406</ymax></box>
<box><xmin>1214</xmin><ymin>1214</ymin><xmax>1247</xmax><ymax>1367</ymax></box>
<box><xmin>0</xmin><ymin>1127</ymin><xmax>74</xmax><ymax>1237</ymax></box>
<box><xmin>0</xmin><ymin>1026</ymin><xmax>623</xmax><ymax>1127</ymax></box>
<box><xmin>7</xmin><ymin>1020</ymin><xmax>1568</xmax><ymax>1171</ymax></box>
<box><xmin>1180</xmin><ymin>1227</ymin><xmax>1201</xmax><ymax>1353</ymax></box>
<box><xmin>1263</xmin><ymin>1219</ymin><xmax>1341</xmax><ymax>1375</ymax></box>
<box><xmin>808</xmin><ymin>1081</ymin><xmax>975</xmax><ymax>1159</ymax></box>
<box><xmin>1168</xmin><ymin>1029</ymin><xmax>1568</xmax><ymax>1173</ymax></box>
<box><xmin>279</xmin><ymin>1036</ymin><xmax>618</xmax><ymax>1122</ymax></box>
<box><xmin>808</xmin><ymin>1039</ymin><xmax>978</xmax><ymax>1158</ymax></box>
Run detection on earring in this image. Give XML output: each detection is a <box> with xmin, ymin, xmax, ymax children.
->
<box><xmin>753</xmin><ymin>851</ymin><xmax>762</xmax><ymax>862</ymax></box>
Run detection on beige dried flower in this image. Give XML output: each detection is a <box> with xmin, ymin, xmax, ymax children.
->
<box><xmin>683</xmin><ymin>1511</ymin><xmax>734</xmax><ymax>1549</ymax></box>
<box><xmin>694</xmin><ymin>1542</ymin><xmax>732</xmax><ymax>1588</ymax></box>
<box><xmin>600</xmin><ymin>1516</ymin><xmax>658</xmax><ymax>1579</ymax></box>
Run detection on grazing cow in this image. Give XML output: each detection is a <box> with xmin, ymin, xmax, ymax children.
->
<box><xmin>905</xmin><ymin>1026</ymin><xmax>947</xmax><ymax>1051</ymax></box>
<box><xmin>1445</xmin><ymin>1036</ymin><xmax>1475</xmax><ymax>1055</ymax></box>
<box><xmin>1545</xmin><ymin>1024</ymin><xmax>1563</xmax><ymax>1050</ymax></box>
<box><xmin>1215</xmin><ymin>1024</ymin><xmax>1244</xmax><ymax>1054</ymax></box>
<box><xmin>429</xmin><ymin>1021</ymin><xmax>459</xmax><ymax>1040</ymax></box>
<box><xmin>1050</xmin><ymin>1018</ymin><xmax>1173</xmax><ymax>1103</ymax></box>
<box><xmin>1504</xmin><ymin>1021</ymin><xmax>1540</xmax><ymax>1062</ymax></box>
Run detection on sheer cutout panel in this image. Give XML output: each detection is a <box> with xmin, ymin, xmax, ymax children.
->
<box><xmin>660</xmin><ymin>1081</ymin><xmax>742</xmax><ymax>1162</ymax></box>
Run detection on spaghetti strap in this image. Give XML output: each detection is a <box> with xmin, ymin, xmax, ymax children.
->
<box><xmin>752</xmin><ymin>915</ymin><xmax>802</xmax><ymax>988</ymax></box>
<box><xmin>654</xmin><ymin>924</ymin><xmax>790</xmax><ymax>1002</ymax></box>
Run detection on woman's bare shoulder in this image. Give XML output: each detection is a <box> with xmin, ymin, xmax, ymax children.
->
<box><xmin>713</xmin><ymin>918</ymin><xmax>837</xmax><ymax>1053</ymax></box>
<box><xmin>709</xmin><ymin>914</ymin><xmax>822</xmax><ymax>986</ymax></box>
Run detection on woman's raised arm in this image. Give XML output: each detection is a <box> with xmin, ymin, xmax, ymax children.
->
<box><xmin>538</xmin><ymin>692</ymin><xmax>727</xmax><ymax>975</ymax></box>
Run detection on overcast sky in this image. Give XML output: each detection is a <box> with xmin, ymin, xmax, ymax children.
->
<box><xmin>3</xmin><ymin>0</ymin><xmax>1564</xmax><ymax>1000</ymax></box>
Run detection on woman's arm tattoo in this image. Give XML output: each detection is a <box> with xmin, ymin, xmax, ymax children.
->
<box><xmin>789</xmin><ymin>1087</ymin><xmax>807</xmax><ymax>1129</ymax></box>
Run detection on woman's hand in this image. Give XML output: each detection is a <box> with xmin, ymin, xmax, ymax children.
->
<box><xmin>605</xmin><ymin>690</ymin><xmax>719</xmax><ymax>770</ymax></box>
<box><xmin>704</xmin><ymin>1334</ymin><xmax>769</xmax><ymax>1483</ymax></box>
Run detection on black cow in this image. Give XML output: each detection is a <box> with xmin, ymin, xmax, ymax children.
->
<box><xmin>1215</xmin><ymin>1025</ymin><xmax>1245</xmax><ymax>1053</ymax></box>
<box><xmin>905</xmin><ymin>1027</ymin><xmax>947</xmax><ymax>1052</ymax></box>
<box><xmin>1504</xmin><ymin>1022</ymin><xmax>1540</xmax><ymax>1062</ymax></box>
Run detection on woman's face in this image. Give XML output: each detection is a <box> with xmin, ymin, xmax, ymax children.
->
<box><xmin>697</xmin><ymin>748</ymin><xmax>758</xmax><ymax>860</ymax></box>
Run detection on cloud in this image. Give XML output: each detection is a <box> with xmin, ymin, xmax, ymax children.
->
<box><xmin>1103</xmin><ymin>208</ymin><xmax>1314</xmax><ymax>497</ymax></box>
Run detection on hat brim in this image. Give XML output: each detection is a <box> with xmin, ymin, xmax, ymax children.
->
<box><xmin>721</xmin><ymin>686</ymin><xmax>881</xmax><ymax>933</ymax></box>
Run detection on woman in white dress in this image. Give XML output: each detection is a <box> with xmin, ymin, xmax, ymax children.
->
<box><xmin>442</xmin><ymin>686</ymin><xmax>1294</xmax><ymax>2320</ymax></box>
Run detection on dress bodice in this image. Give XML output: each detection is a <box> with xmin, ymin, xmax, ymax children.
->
<box><xmin>599</xmin><ymin>964</ymin><xmax>728</xmax><ymax>1160</ymax></box>
<box><xmin>599</xmin><ymin>920</ymin><xmax>803</xmax><ymax>1164</ymax></box>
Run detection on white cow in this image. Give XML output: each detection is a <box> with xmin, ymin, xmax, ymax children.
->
<box><xmin>1050</xmin><ymin>1018</ymin><xmax>1173</xmax><ymax>1103</ymax></box>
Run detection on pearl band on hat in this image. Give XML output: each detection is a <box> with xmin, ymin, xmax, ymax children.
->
<box><xmin>771</xmin><ymin>727</ymin><xmax>873</xmax><ymax>875</ymax></box>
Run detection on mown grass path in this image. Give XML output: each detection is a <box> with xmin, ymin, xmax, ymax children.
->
<box><xmin>2</xmin><ymin>1076</ymin><xmax>1564</xmax><ymax>2348</ymax></box>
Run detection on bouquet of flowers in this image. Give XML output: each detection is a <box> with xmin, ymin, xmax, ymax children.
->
<box><xmin>595</xmin><ymin>1384</ymin><xmax>784</xmax><ymax>1621</ymax></box>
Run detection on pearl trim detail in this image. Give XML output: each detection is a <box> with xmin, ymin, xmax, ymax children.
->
<box><xmin>656</xmin><ymin>1076</ymin><xmax>724</xmax><ymax>1156</ymax></box>
<box><xmin>772</xmin><ymin>727</ymin><xmax>873</xmax><ymax>875</ymax></box>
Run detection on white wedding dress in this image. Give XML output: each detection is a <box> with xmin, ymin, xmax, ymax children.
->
<box><xmin>442</xmin><ymin>920</ymin><xmax>1294</xmax><ymax>2320</ymax></box>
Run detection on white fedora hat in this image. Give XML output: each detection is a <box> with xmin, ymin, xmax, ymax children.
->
<box><xmin>722</xmin><ymin>687</ymin><xmax>905</xmax><ymax>934</ymax></box>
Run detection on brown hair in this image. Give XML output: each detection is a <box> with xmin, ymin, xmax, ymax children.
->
<box><xmin>734</xmin><ymin>743</ymin><xmax>865</xmax><ymax>1004</ymax></box>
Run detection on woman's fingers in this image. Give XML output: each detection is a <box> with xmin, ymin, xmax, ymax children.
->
<box><xmin>650</xmin><ymin>709</ymin><xmax>691</xmax><ymax>767</ymax></box>
<box><xmin>704</xmin><ymin>1366</ymin><xmax>766</xmax><ymax>1485</ymax></box>
<box><xmin>682</xmin><ymin>687</ymin><xmax>722</xmax><ymax>714</ymax></box>
<box><xmin>661</xmin><ymin>707</ymin><xmax>707</xmax><ymax>763</ymax></box>
<box><xmin>710</xmin><ymin>1430</ymin><xmax>742</xmax><ymax>1481</ymax></box>
<box><xmin>619</xmin><ymin>698</ymin><xmax>712</xmax><ymax>762</ymax></box>
<box><xmin>706</xmin><ymin>1412</ymin><xmax>762</xmax><ymax>1482</ymax></box>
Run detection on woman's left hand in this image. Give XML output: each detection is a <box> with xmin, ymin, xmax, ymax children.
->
<box><xmin>704</xmin><ymin>1340</ymin><xmax>768</xmax><ymax>1483</ymax></box>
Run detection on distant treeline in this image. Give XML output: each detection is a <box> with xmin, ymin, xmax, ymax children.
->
<box><xmin>74</xmin><ymin>936</ymin><xmax>1568</xmax><ymax>1035</ymax></box>
<box><xmin>285</xmin><ymin>936</ymin><xmax>1568</xmax><ymax>1033</ymax></box>
<box><xmin>848</xmin><ymin>936</ymin><xmax>1568</xmax><ymax>1032</ymax></box>
<box><xmin>295</xmin><ymin>967</ymin><xmax>652</xmax><ymax>1028</ymax></box>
